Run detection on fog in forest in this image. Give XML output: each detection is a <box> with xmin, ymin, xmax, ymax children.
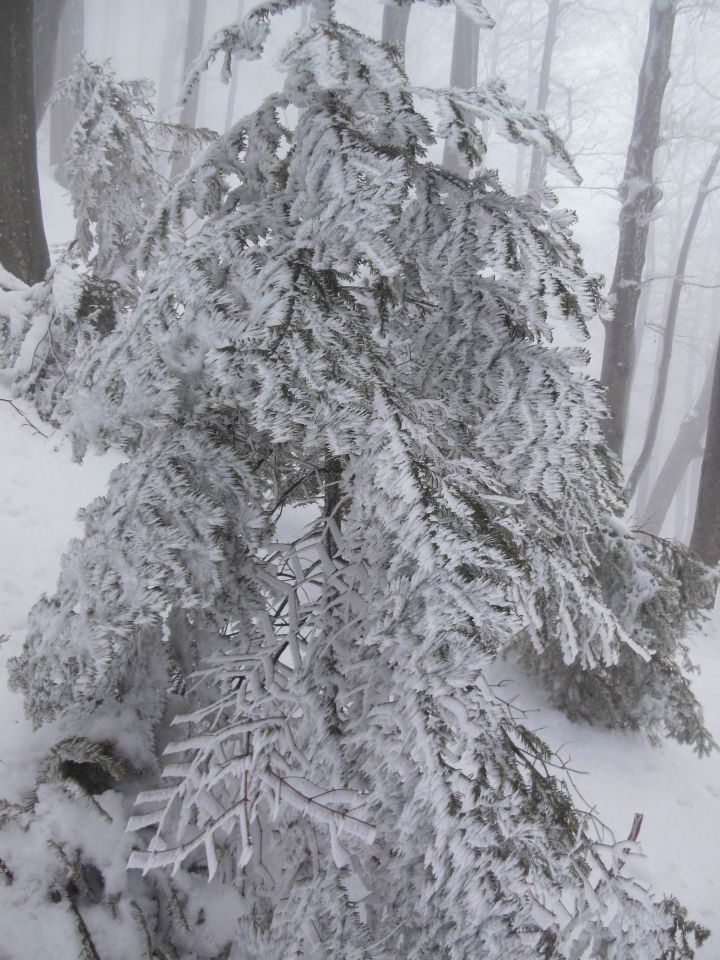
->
<box><xmin>3</xmin><ymin>1</ymin><xmax>720</xmax><ymax>957</ymax></box>
<box><xmin>39</xmin><ymin>0</ymin><xmax>720</xmax><ymax>547</ymax></box>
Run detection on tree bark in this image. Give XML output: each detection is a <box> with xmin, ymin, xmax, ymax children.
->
<box><xmin>33</xmin><ymin>0</ymin><xmax>68</xmax><ymax>126</ymax></box>
<box><xmin>527</xmin><ymin>0</ymin><xmax>561</xmax><ymax>200</ymax></box>
<box><xmin>690</xmin><ymin>340</ymin><xmax>720</xmax><ymax>565</ymax></box>
<box><xmin>631</xmin><ymin>222</ymin><xmax>655</xmax><ymax>371</ymax></box>
<box><xmin>170</xmin><ymin>0</ymin><xmax>208</xmax><ymax>180</ymax></box>
<box><xmin>157</xmin><ymin>1</ymin><xmax>183</xmax><ymax>116</ymax></box>
<box><xmin>0</xmin><ymin>0</ymin><xmax>50</xmax><ymax>284</ymax></box>
<box><xmin>224</xmin><ymin>0</ymin><xmax>246</xmax><ymax>131</ymax></box>
<box><xmin>640</xmin><ymin>359</ymin><xmax>713</xmax><ymax>536</ymax></box>
<box><xmin>442</xmin><ymin>9</ymin><xmax>480</xmax><ymax>176</ymax></box>
<box><xmin>514</xmin><ymin>0</ymin><xmax>535</xmax><ymax>194</ymax></box>
<box><xmin>625</xmin><ymin>142</ymin><xmax>720</xmax><ymax>499</ymax></box>
<box><xmin>381</xmin><ymin>4</ymin><xmax>411</xmax><ymax>64</ymax></box>
<box><xmin>599</xmin><ymin>0</ymin><xmax>676</xmax><ymax>459</ymax></box>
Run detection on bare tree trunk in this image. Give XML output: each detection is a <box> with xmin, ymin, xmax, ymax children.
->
<box><xmin>599</xmin><ymin>0</ymin><xmax>675</xmax><ymax>459</ymax></box>
<box><xmin>527</xmin><ymin>0</ymin><xmax>561</xmax><ymax>200</ymax></box>
<box><xmin>49</xmin><ymin>0</ymin><xmax>83</xmax><ymax>181</ymax></box>
<box><xmin>381</xmin><ymin>4</ymin><xmax>411</xmax><ymax>63</ymax></box>
<box><xmin>0</xmin><ymin>0</ymin><xmax>50</xmax><ymax>284</ymax></box>
<box><xmin>672</xmin><ymin>330</ymin><xmax>699</xmax><ymax>538</ymax></box>
<box><xmin>480</xmin><ymin>1</ymin><xmax>507</xmax><ymax>144</ymax></box>
<box><xmin>514</xmin><ymin>0</ymin><xmax>535</xmax><ymax>194</ymax></box>
<box><xmin>640</xmin><ymin>359</ymin><xmax>713</xmax><ymax>536</ymax></box>
<box><xmin>170</xmin><ymin>0</ymin><xmax>208</xmax><ymax>180</ymax></box>
<box><xmin>224</xmin><ymin>0</ymin><xmax>246</xmax><ymax>131</ymax></box>
<box><xmin>157</xmin><ymin>1</ymin><xmax>184</xmax><ymax>115</ymax></box>
<box><xmin>628</xmin><ymin>232</ymin><xmax>655</xmax><ymax>513</ymax></box>
<box><xmin>625</xmin><ymin>143</ymin><xmax>720</xmax><ymax>499</ymax></box>
<box><xmin>633</xmin><ymin>146</ymin><xmax>690</xmax><ymax>516</ymax></box>
<box><xmin>632</xmin><ymin>222</ymin><xmax>656</xmax><ymax>369</ymax></box>
<box><xmin>442</xmin><ymin>9</ymin><xmax>480</xmax><ymax>176</ymax></box>
<box><xmin>690</xmin><ymin>340</ymin><xmax>720</xmax><ymax>565</ymax></box>
<box><xmin>33</xmin><ymin>0</ymin><xmax>68</xmax><ymax>126</ymax></box>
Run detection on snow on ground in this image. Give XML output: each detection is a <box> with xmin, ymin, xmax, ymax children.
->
<box><xmin>0</xmin><ymin>403</ymin><xmax>121</xmax><ymax>797</ymax></box>
<box><xmin>0</xmin><ymin>399</ymin><xmax>719</xmax><ymax>951</ymax></box>
<box><xmin>490</xmin><ymin>631</ymin><xmax>720</xmax><ymax>947</ymax></box>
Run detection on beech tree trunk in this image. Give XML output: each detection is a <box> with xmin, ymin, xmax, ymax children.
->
<box><xmin>381</xmin><ymin>4</ymin><xmax>411</xmax><ymax>64</ymax></box>
<box><xmin>527</xmin><ymin>0</ymin><xmax>561</xmax><ymax>200</ymax></box>
<box><xmin>157</xmin><ymin>2</ymin><xmax>184</xmax><ymax>116</ymax></box>
<box><xmin>442</xmin><ymin>9</ymin><xmax>480</xmax><ymax>175</ymax></box>
<box><xmin>223</xmin><ymin>0</ymin><xmax>246</xmax><ymax>131</ymax></box>
<box><xmin>170</xmin><ymin>0</ymin><xmax>208</xmax><ymax>180</ymax></box>
<box><xmin>33</xmin><ymin>0</ymin><xmax>68</xmax><ymax>126</ymax></box>
<box><xmin>599</xmin><ymin>0</ymin><xmax>675</xmax><ymax>459</ymax></box>
<box><xmin>625</xmin><ymin>142</ymin><xmax>720</xmax><ymax>499</ymax></box>
<box><xmin>690</xmin><ymin>340</ymin><xmax>720</xmax><ymax>565</ymax></box>
<box><xmin>632</xmin><ymin>223</ymin><xmax>655</xmax><ymax>371</ymax></box>
<box><xmin>0</xmin><ymin>0</ymin><xmax>50</xmax><ymax>284</ymax></box>
<box><xmin>514</xmin><ymin>0</ymin><xmax>535</xmax><ymax>194</ymax></box>
<box><xmin>49</xmin><ymin>0</ymin><xmax>84</xmax><ymax>181</ymax></box>
<box><xmin>640</xmin><ymin>360</ymin><xmax>713</xmax><ymax>536</ymax></box>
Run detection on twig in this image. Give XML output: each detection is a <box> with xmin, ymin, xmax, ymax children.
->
<box><xmin>0</xmin><ymin>856</ymin><xmax>13</xmax><ymax>884</ymax></box>
<box><xmin>67</xmin><ymin>897</ymin><xmax>104</xmax><ymax>960</ymax></box>
<box><xmin>616</xmin><ymin>812</ymin><xmax>644</xmax><ymax>875</ymax></box>
<box><xmin>0</xmin><ymin>398</ymin><xmax>48</xmax><ymax>438</ymax></box>
<box><xmin>593</xmin><ymin>812</ymin><xmax>643</xmax><ymax>893</ymax></box>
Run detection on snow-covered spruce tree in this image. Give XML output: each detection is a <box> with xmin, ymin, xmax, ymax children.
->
<box><xmin>0</xmin><ymin>55</ymin><xmax>211</xmax><ymax>428</ymax></box>
<box><xmin>55</xmin><ymin>54</ymin><xmax>215</xmax><ymax>282</ymax></box>
<box><xmin>55</xmin><ymin>55</ymin><xmax>166</xmax><ymax>283</ymax></box>
<box><xmin>517</xmin><ymin>527</ymin><xmax>715</xmax><ymax>746</ymax></box>
<box><xmin>4</xmin><ymin>1</ymin><xmax>711</xmax><ymax>957</ymax></box>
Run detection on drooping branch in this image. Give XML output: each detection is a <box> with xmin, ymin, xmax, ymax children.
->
<box><xmin>0</xmin><ymin>398</ymin><xmax>49</xmax><ymax>438</ymax></box>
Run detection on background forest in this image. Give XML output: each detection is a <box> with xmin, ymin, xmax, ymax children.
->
<box><xmin>2</xmin><ymin>0</ymin><xmax>720</xmax><ymax>957</ymax></box>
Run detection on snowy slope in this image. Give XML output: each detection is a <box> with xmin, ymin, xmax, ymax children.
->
<box><xmin>0</xmin><ymin>403</ymin><xmax>124</xmax><ymax>959</ymax></box>
<box><xmin>490</xmin><ymin>633</ymin><xmax>720</xmax><ymax>944</ymax></box>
